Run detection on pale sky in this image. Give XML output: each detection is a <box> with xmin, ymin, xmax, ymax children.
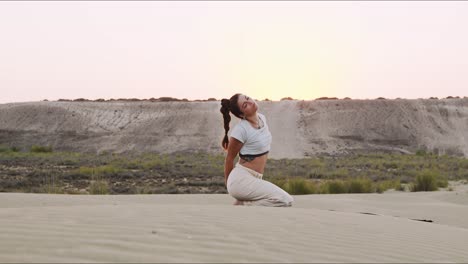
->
<box><xmin>1</xmin><ymin>1</ymin><xmax>467</xmax><ymax>103</ymax></box>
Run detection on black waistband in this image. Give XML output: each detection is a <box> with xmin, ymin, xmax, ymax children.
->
<box><xmin>239</xmin><ymin>151</ymin><xmax>269</xmax><ymax>160</ymax></box>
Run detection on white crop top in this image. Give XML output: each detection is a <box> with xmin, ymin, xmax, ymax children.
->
<box><xmin>229</xmin><ymin>113</ymin><xmax>272</xmax><ymax>155</ymax></box>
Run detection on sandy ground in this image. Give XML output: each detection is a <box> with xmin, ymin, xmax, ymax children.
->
<box><xmin>1</xmin><ymin>184</ymin><xmax>468</xmax><ymax>263</ymax></box>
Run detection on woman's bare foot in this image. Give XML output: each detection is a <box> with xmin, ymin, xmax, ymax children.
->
<box><xmin>233</xmin><ymin>200</ymin><xmax>244</xmax><ymax>205</ymax></box>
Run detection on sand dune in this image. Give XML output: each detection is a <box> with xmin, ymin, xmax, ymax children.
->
<box><xmin>1</xmin><ymin>98</ymin><xmax>468</xmax><ymax>158</ymax></box>
<box><xmin>1</xmin><ymin>185</ymin><xmax>467</xmax><ymax>263</ymax></box>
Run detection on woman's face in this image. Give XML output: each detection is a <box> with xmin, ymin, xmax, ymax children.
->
<box><xmin>237</xmin><ymin>94</ymin><xmax>258</xmax><ymax>118</ymax></box>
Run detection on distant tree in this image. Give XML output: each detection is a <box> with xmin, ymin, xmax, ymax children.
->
<box><xmin>429</xmin><ymin>97</ymin><xmax>438</xmax><ymax>100</ymax></box>
<box><xmin>315</xmin><ymin>97</ymin><xmax>338</xmax><ymax>100</ymax></box>
<box><xmin>42</xmin><ymin>99</ymin><xmax>49</xmax><ymax>102</ymax></box>
<box><xmin>58</xmin><ymin>99</ymin><xmax>72</xmax><ymax>102</ymax></box>
<box><xmin>343</xmin><ymin>97</ymin><xmax>352</xmax><ymax>100</ymax></box>
<box><xmin>281</xmin><ymin>97</ymin><xmax>294</xmax><ymax>101</ymax></box>
<box><xmin>73</xmin><ymin>98</ymin><xmax>89</xmax><ymax>102</ymax></box>
<box><xmin>207</xmin><ymin>98</ymin><xmax>217</xmax><ymax>101</ymax></box>
<box><xmin>159</xmin><ymin>97</ymin><xmax>181</xmax><ymax>102</ymax></box>
<box><xmin>95</xmin><ymin>98</ymin><xmax>106</xmax><ymax>102</ymax></box>
<box><xmin>263</xmin><ymin>98</ymin><xmax>271</xmax><ymax>101</ymax></box>
<box><xmin>376</xmin><ymin>97</ymin><xmax>386</xmax><ymax>100</ymax></box>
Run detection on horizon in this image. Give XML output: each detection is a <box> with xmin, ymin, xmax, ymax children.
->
<box><xmin>1</xmin><ymin>1</ymin><xmax>468</xmax><ymax>104</ymax></box>
<box><xmin>2</xmin><ymin>95</ymin><xmax>467</xmax><ymax>105</ymax></box>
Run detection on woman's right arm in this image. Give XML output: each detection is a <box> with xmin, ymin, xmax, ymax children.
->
<box><xmin>224</xmin><ymin>137</ymin><xmax>243</xmax><ymax>187</ymax></box>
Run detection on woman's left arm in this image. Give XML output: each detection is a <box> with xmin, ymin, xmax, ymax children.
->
<box><xmin>224</xmin><ymin>137</ymin><xmax>243</xmax><ymax>187</ymax></box>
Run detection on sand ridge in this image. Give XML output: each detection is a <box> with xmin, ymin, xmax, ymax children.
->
<box><xmin>1</xmin><ymin>185</ymin><xmax>467</xmax><ymax>263</ymax></box>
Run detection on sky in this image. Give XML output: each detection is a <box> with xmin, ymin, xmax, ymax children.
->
<box><xmin>1</xmin><ymin>1</ymin><xmax>467</xmax><ymax>103</ymax></box>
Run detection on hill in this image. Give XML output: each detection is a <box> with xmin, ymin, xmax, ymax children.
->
<box><xmin>1</xmin><ymin>98</ymin><xmax>467</xmax><ymax>158</ymax></box>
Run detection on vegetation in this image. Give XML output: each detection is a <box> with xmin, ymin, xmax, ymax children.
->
<box><xmin>0</xmin><ymin>148</ymin><xmax>466</xmax><ymax>195</ymax></box>
<box><xmin>315</xmin><ymin>97</ymin><xmax>339</xmax><ymax>100</ymax></box>
<box><xmin>271</xmin><ymin>177</ymin><xmax>400</xmax><ymax>195</ymax></box>
<box><xmin>0</xmin><ymin>145</ymin><xmax>20</xmax><ymax>153</ymax></box>
<box><xmin>410</xmin><ymin>170</ymin><xmax>448</xmax><ymax>192</ymax></box>
<box><xmin>57</xmin><ymin>97</ymin><xmax>217</xmax><ymax>102</ymax></box>
<box><xmin>30</xmin><ymin>145</ymin><xmax>53</xmax><ymax>153</ymax></box>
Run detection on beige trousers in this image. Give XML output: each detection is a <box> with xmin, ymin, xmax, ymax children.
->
<box><xmin>227</xmin><ymin>163</ymin><xmax>293</xmax><ymax>207</ymax></box>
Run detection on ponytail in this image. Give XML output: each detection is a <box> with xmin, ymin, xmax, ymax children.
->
<box><xmin>220</xmin><ymin>94</ymin><xmax>242</xmax><ymax>150</ymax></box>
<box><xmin>220</xmin><ymin>99</ymin><xmax>231</xmax><ymax>150</ymax></box>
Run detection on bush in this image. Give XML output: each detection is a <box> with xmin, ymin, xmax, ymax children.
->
<box><xmin>269</xmin><ymin>178</ymin><xmax>287</xmax><ymax>189</ymax></box>
<box><xmin>0</xmin><ymin>145</ymin><xmax>20</xmax><ymax>153</ymax></box>
<box><xmin>436</xmin><ymin>175</ymin><xmax>449</xmax><ymax>188</ymax></box>
<box><xmin>283</xmin><ymin>178</ymin><xmax>316</xmax><ymax>195</ymax></box>
<box><xmin>415</xmin><ymin>149</ymin><xmax>427</xmax><ymax>156</ymax></box>
<box><xmin>10</xmin><ymin>146</ymin><xmax>20</xmax><ymax>152</ymax></box>
<box><xmin>375</xmin><ymin>180</ymin><xmax>402</xmax><ymax>193</ymax></box>
<box><xmin>0</xmin><ymin>145</ymin><xmax>10</xmax><ymax>153</ymax></box>
<box><xmin>411</xmin><ymin>170</ymin><xmax>443</xmax><ymax>192</ymax></box>
<box><xmin>30</xmin><ymin>145</ymin><xmax>53</xmax><ymax>153</ymax></box>
<box><xmin>346</xmin><ymin>178</ymin><xmax>373</xmax><ymax>193</ymax></box>
<box><xmin>325</xmin><ymin>180</ymin><xmax>347</xmax><ymax>194</ymax></box>
<box><xmin>89</xmin><ymin>180</ymin><xmax>109</xmax><ymax>194</ymax></box>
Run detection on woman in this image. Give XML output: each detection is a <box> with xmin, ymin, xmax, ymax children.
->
<box><xmin>220</xmin><ymin>93</ymin><xmax>294</xmax><ymax>207</ymax></box>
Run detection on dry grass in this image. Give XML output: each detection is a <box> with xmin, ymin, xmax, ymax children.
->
<box><xmin>0</xmin><ymin>148</ymin><xmax>466</xmax><ymax>194</ymax></box>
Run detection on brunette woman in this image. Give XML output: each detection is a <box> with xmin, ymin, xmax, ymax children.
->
<box><xmin>220</xmin><ymin>94</ymin><xmax>293</xmax><ymax>206</ymax></box>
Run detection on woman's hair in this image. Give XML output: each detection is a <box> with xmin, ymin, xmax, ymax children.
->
<box><xmin>220</xmin><ymin>93</ymin><xmax>242</xmax><ymax>150</ymax></box>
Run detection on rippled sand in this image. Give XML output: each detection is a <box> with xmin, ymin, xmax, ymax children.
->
<box><xmin>1</xmin><ymin>185</ymin><xmax>468</xmax><ymax>263</ymax></box>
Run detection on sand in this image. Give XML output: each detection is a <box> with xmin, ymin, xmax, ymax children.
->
<box><xmin>1</xmin><ymin>184</ymin><xmax>468</xmax><ymax>263</ymax></box>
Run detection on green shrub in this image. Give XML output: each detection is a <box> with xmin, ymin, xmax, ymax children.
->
<box><xmin>316</xmin><ymin>183</ymin><xmax>327</xmax><ymax>194</ymax></box>
<box><xmin>436</xmin><ymin>176</ymin><xmax>449</xmax><ymax>188</ymax></box>
<box><xmin>328</xmin><ymin>168</ymin><xmax>350</xmax><ymax>179</ymax></box>
<box><xmin>346</xmin><ymin>178</ymin><xmax>374</xmax><ymax>193</ymax></box>
<box><xmin>376</xmin><ymin>179</ymin><xmax>402</xmax><ymax>193</ymax></box>
<box><xmin>89</xmin><ymin>180</ymin><xmax>109</xmax><ymax>194</ymax></box>
<box><xmin>415</xmin><ymin>149</ymin><xmax>427</xmax><ymax>156</ymax></box>
<box><xmin>10</xmin><ymin>146</ymin><xmax>20</xmax><ymax>152</ymax></box>
<box><xmin>30</xmin><ymin>145</ymin><xmax>53</xmax><ymax>153</ymax></box>
<box><xmin>0</xmin><ymin>145</ymin><xmax>19</xmax><ymax>153</ymax></box>
<box><xmin>122</xmin><ymin>160</ymin><xmax>142</xmax><ymax>170</ymax></box>
<box><xmin>44</xmin><ymin>185</ymin><xmax>64</xmax><ymax>194</ymax></box>
<box><xmin>283</xmin><ymin>178</ymin><xmax>316</xmax><ymax>195</ymax></box>
<box><xmin>0</xmin><ymin>145</ymin><xmax>10</xmax><ymax>153</ymax></box>
<box><xmin>325</xmin><ymin>180</ymin><xmax>347</xmax><ymax>194</ymax></box>
<box><xmin>382</xmin><ymin>162</ymin><xmax>399</xmax><ymax>169</ymax></box>
<box><xmin>412</xmin><ymin>170</ymin><xmax>440</xmax><ymax>192</ymax></box>
<box><xmin>269</xmin><ymin>178</ymin><xmax>287</xmax><ymax>189</ymax></box>
<box><xmin>396</xmin><ymin>183</ymin><xmax>406</xmax><ymax>191</ymax></box>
